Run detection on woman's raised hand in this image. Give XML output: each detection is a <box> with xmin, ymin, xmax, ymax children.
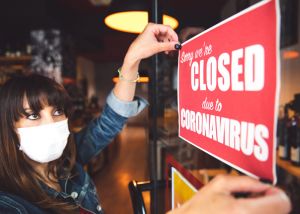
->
<box><xmin>114</xmin><ymin>23</ymin><xmax>179</xmax><ymax>102</ymax></box>
<box><xmin>123</xmin><ymin>23</ymin><xmax>180</xmax><ymax>68</ymax></box>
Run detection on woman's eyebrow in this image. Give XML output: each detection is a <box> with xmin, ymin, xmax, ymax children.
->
<box><xmin>23</xmin><ymin>108</ymin><xmax>35</xmax><ymax>113</ymax></box>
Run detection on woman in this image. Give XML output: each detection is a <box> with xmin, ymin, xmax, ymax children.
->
<box><xmin>0</xmin><ymin>23</ymin><xmax>180</xmax><ymax>213</ymax></box>
<box><xmin>0</xmin><ymin>23</ymin><xmax>291</xmax><ymax>214</ymax></box>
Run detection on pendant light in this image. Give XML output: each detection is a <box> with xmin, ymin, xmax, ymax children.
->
<box><xmin>104</xmin><ymin>1</ymin><xmax>178</xmax><ymax>33</ymax></box>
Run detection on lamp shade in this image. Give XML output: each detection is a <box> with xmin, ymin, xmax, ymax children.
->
<box><xmin>105</xmin><ymin>11</ymin><xmax>178</xmax><ymax>33</ymax></box>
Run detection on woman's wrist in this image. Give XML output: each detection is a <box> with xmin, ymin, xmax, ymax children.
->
<box><xmin>118</xmin><ymin>68</ymin><xmax>140</xmax><ymax>83</ymax></box>
<box><xmin>120</xmin><ymin>56</ymin><xmax>141</xmax><ymax>80</ymax></box>
<box><xmin>123</xmin><ymin>53</ymin><xmax>141</xmax><ymax>69</ymax></box>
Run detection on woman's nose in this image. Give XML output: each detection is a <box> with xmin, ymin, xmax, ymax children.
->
<box><xmin>40</xmin><ymin>114</ymin><xmax>55</xmax><ymax>125</ymax></box>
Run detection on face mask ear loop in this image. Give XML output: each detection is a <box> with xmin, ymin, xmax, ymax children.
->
<box><xmin>21</xmin><ymin>152</ymin><xmax>27</xmax><ymax>161</ymax></box>
<box><xmin>16</xmin><ymin>128</ymin><xmax>22</xmax><ymax>150</ymax></box>
<box><xmin>18</xmin><ymin>143</ymin><xmax>22</xmax><ymax>151</ymax></box>
<box><xmin>16</xmin><ymin>134</ymin><xmax>24</xmax><ymax>152</ymax></box>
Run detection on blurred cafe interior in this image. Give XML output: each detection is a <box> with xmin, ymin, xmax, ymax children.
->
<box><xmin>0</xmin><ymin>0</ymin><xmax>299</xmax><ymax>213</ymax></box>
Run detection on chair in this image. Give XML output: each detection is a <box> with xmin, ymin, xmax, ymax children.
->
<box><xmin>128</xmin><ymin>180</ymin><xmax>166</xmax><ymax>214</ymax></box>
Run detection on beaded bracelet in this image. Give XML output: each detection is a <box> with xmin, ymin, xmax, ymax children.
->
<box><xmin>118</xmin><ymin>68</ymin><xmax>140</xmax><ymax>83</ymax></box>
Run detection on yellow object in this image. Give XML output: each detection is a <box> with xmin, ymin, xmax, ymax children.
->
<box><xmin>172</xmin><ymin>168</ymin><xmax>197</xmax><ymax>209</ymax></box>
<box><xmin>105</xmin><ymin>11</ymin><xmax>178</xmax><ymax>33</ymax></box>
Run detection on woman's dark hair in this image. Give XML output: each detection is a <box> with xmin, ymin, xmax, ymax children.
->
<box><xmin>0</xmin><ymin>74</ymin><xmax>78</xmax><ymax>213</ymax></box>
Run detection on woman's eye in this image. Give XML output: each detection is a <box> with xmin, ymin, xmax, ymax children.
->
<box><xmin>54</xmin><ymin>108</ymin><xmax>64</xmax><ymax>116</ymax></box>
<box><xmin>27</xmin><ymin>114</ymin><xmax>40</xmax><ymax>120</ymax></box>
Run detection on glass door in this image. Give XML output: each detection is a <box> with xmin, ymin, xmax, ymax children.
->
<box><xmin>147</xmin><ymin>0</ymin><xmax>300</xmax><ymax>213</ymax></box>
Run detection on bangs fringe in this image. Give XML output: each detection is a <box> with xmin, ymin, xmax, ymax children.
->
<box><xmin>8</xmin><ymin>75</ymin><xmax>72</xmax><ymax>121</ymax></box>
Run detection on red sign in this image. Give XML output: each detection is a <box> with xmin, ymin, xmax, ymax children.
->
<box><xmin>178</xmin><ymin>0</ymin><xmax>280</xmax><ymax>183</ymax></box>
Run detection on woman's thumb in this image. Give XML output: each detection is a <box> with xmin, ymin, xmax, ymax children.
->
<box><xmin>155</xmin><ymin>42</ymin><xmax>180</xmax><ymax>53</ymax></box>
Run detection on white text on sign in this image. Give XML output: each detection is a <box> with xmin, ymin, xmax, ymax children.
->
<box><xmin>186</xmin><ymin>44</ymin><xmax>265</xmax><ymax>92</ymax></box>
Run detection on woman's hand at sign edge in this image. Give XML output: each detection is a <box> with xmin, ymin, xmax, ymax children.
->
<box><xmin>166</xmin><ymin>175</ymin><xmax>291</xmax><ymax>214</ymax></box>
<box><xmin>114</xmin><ymin>23</ymin><xmax>180</xmax><ymax>102</ymax></box>
<box><xmin>123</xmin><ymin>22</ymin><xmax>180</xmax><ymax>70</ymax></box>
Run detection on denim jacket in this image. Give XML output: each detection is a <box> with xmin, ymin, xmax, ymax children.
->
<box><xmin>0</xmin><ymin>91</ymin><xmax>148</xmax><ymax>214</ymax></box>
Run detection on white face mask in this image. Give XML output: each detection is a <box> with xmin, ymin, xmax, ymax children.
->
<box><xmin>17</xmin><ymin>119</ymin><xmax>70</xmax><ymax>163</ymax></box>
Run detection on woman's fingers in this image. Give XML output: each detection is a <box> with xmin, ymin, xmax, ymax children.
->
<box><xmin>149</xmin><ymin>23</ymin><xmax>179</xmax><ymax>42</ymax></box>
<box><xmin>147</xmin><ymin>23</ymin><xmax>179</xmax><ymax>54</ymax></box>
<box><xmin>209</xmin><ymin>175</ymin><xmax>271</xmax><ymax>194</ymax></box>
<box><xmin>208</xmin><ymin>175</ymin><xmax>291</xmax><ymax>214</ymax></box>
<box><xmin>237</xmin><ymin>189</ymin><xmax>292</xmax><ymax>214</ymax></box>
<box><xmin>123</xmin><ymin>23</ymin><xmax>180</xmax><ymax>66</ymax></box>
<box><xmin>154</xmin><ymin>41</ymin><xmax>179</xmax><ymax>53</ymax></box>
<box><xmin>168</xmin><ymin>175</ymin><xmax>291</xmax><ymax>214</ymax></box>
